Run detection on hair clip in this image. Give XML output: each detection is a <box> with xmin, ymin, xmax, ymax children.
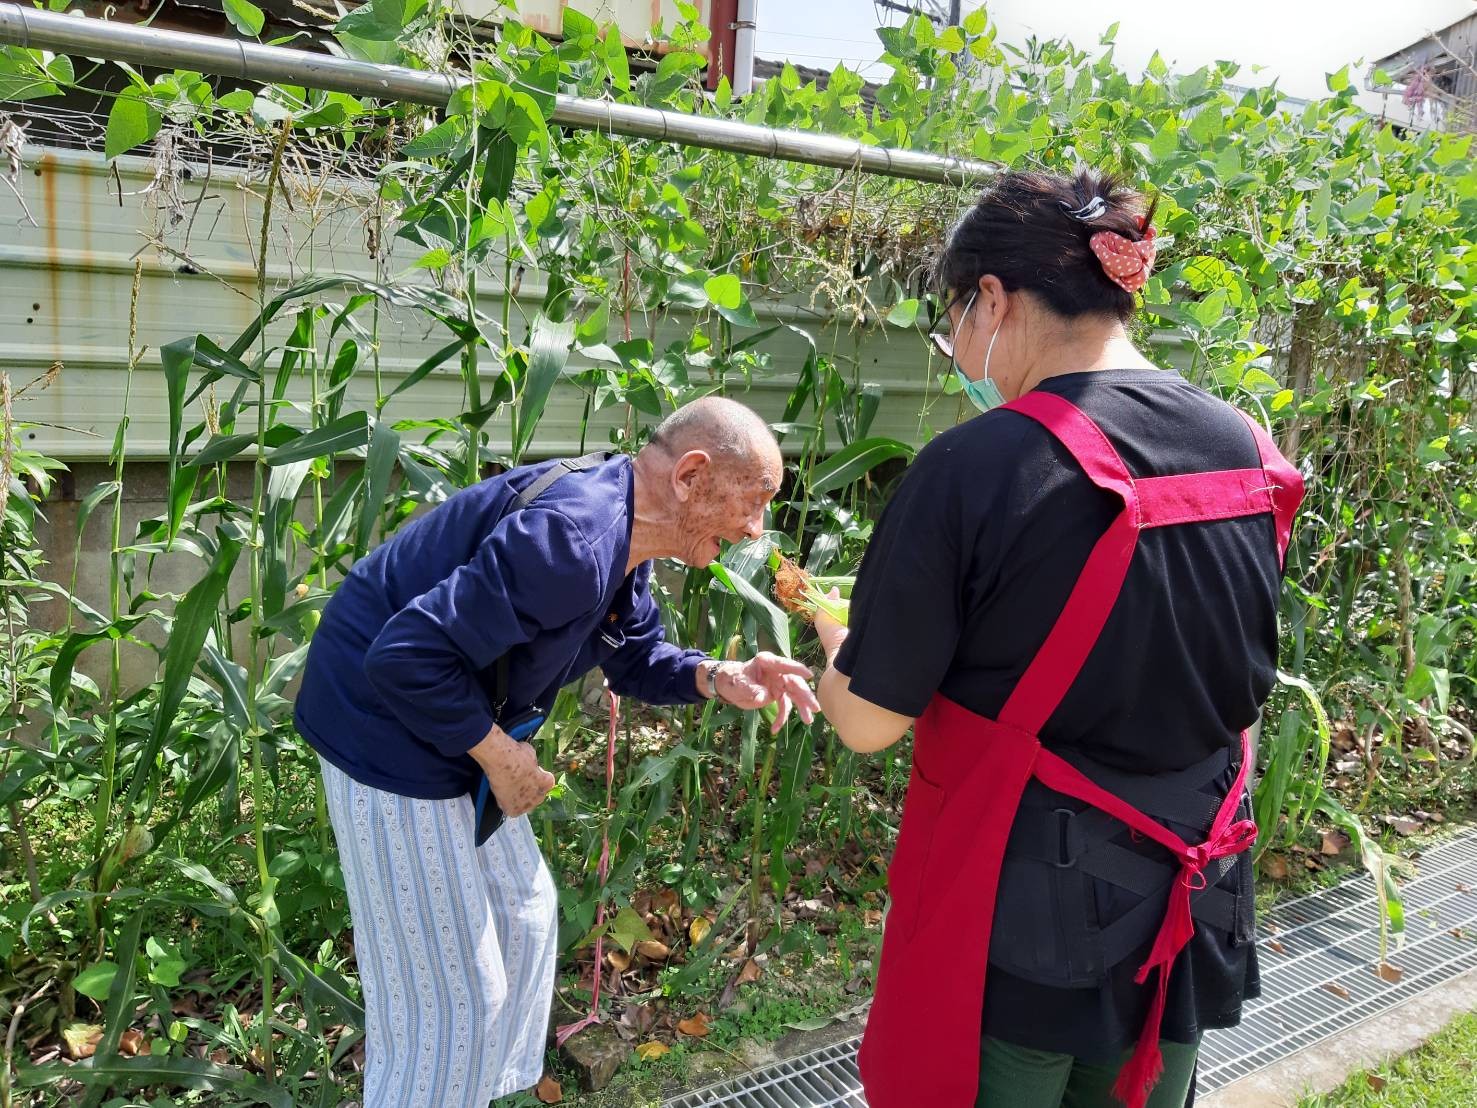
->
<box><xmin>1059</xmin><ymin>196</ymin><xmax>1108</xmax><ymax>223</ymax></box>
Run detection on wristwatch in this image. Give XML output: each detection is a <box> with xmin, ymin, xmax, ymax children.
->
<box><xmin>700</xmin><ymin>659</ymin><xmax>722</xmax><ymax>698</ymax></box>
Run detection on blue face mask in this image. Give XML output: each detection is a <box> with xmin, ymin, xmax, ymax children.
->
<box><xmin>949</xmin><ymin>292</ymin><xmax>1006</xmax><ymax>413</ymax></box>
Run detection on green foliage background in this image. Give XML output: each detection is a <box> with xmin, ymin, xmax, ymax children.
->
<box><xmin>0</xmin><ymin>1</ymin><xmax>1474</xmax><ymax>1101</ymax></box>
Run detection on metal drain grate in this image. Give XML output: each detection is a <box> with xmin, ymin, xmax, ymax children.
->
<box><xmin>1197</xmin><ymin>826</ymin><xmax>1477</xmax><ymax>1091</ymax></box>
<box><xmin>667</xmin><ymin>826</ymin><xmax>1477</xmax><ymax>1107</ymax></box>
<box><xmin>667</xmin><ymin>1038</ymin><xmax>869</xmax><ymax>1108</ymax></box>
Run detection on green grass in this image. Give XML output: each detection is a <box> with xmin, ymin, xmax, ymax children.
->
<box><xmin>1298</xmin><ymin>1011</ymin><xmax>1477</xmax><ymax>1107</ymax></box>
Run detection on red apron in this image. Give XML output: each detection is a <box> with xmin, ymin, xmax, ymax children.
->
<box><xmin>858</xmin><ymin>392</ymin><xmax>1304</xmax><ymax>1108</ymax></box>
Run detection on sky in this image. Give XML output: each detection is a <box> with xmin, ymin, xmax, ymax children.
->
<box><xmin>751</xmin><ymin>0</ymin><xmax>1476</xmax><ymax>116</ymax></box>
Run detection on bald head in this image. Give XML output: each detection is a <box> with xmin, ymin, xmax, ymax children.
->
<box><xmin>631</xmin><ymin>397</ymin><xmax>784</xmax><ymax>567</ymax></box>
<box><xmin>648</xmin><ymin>396</ymin><xmax>780</xmax><ymax>470</ymax></box>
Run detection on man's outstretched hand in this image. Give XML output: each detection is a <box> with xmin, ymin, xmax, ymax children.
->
<box><xmin>468</xmin><ymin>727</ymin><xmax>556</xmax><ymax>818</ymax></box>
<box><xmin>713</xmin><ymin>652</ymin><xmax>819</xmax><ymax>733</ymax></box>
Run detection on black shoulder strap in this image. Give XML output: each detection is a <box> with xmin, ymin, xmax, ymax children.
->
<box><xmin>494</xmin><ymin>451</ymin><xmax>614</xmax><ymax>712</ymax></box>
<box><xmin>513</xmin><ymin>451</ymin><xmax>612</xmax><ymax>509</ymax></box>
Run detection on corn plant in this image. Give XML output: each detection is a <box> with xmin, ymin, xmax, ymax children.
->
<box><xmin>0</xmin><ymin>1</ymin><xmax>1473</xmax><ymax>1102</ymax></box>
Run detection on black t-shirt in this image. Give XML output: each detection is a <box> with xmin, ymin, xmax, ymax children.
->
<box><xmin>836</xmin><ymin>369</ymin><xmax>1282</xmax><ymax>1059</ymax></box>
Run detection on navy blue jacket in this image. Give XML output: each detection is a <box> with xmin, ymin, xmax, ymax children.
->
<box><xmin>294</xmin><ymin>454</ymin><xmax>706</xmax><ymax>798</ymax></box>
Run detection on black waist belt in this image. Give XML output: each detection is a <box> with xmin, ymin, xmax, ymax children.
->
<box><xmin>989</xmin><ymin>745</ymin><xmax>1256</xmax><ymax>989</ymax></box>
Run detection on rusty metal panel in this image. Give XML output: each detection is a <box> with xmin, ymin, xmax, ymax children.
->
<box><xmin>0</xmin><ymin>144</ymin><xmax>1193</xmax><ymax>464</ymax></box>
<box><xmin>454</xmin><ymin>0</ymin><xmax>710</xmax><ymax>49</ymax></box>
<box><xmin>0</xmin><ymin>145</ymin><xmax>925</xmax><ymax>461</ymax></box>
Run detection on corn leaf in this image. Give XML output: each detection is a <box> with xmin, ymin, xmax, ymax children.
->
<box><xmin>266</xmin><ymin>411</ymin><xmax>370</xmax><ymax>465</ymax></box>
<box><xmin>81</xmin><ymin>910</ymin><xmax>145</xmax><ymax>1108</ymax></box>
<box><xmin>263</xmin><ymin>460</ymin><xmax>311</xmax><ymax>619</ymax></box>
<box><xmin>49</xmin><ymin>618</ymin><xmax>147</xmax><ymax>710</ymax></box>
<box><xmin>515</xmin><ymin>314</ymin><xmax>576</xmax><ymax>460</ymax></box>
<box><xmin>356</xmin><ymin>419</ymin><xmax>401</xmax><ymax>555</ymax></box>
<box><xmin>19</xmin><ymin>1056</ymin><xmax>290</xmax><ymax>1108</ymax></box>
<box><xmin>160</xmin><ymin>338</ymin><xmax>194</xmax><ymax>542</ymax></box>
<box><xmin>711</xmin><ymin>563</ymin><xmax>791</xmax><ymax>657</ymax></box>
<box><xmin>120</xmin><ymin>531</ymin><xmax>243</xmax><ymax>813</ymax></box>
<box><xmin>154</xmin><ymin>724</ymin><xmax>239</xmax><ymax>846</ymax></box>
<box><xmin>387</xmin><ymin>337</ymin><xmax>465</xmax><ymax>400</ymax></box>
<box><xmin>807</xmin><ymin>437</ymin><xmax>914</xmax><ymax>496</ymax></box>
<box><xmin>271</xmin><ymin>935</ymin><xmax>366</xmax><ymax>1027</ymax></box>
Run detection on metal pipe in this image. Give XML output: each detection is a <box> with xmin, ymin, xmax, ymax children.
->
<box><xmin>0</xmin><ymin>4</ymin><xmax>994</xmax><ymax>186</ymax></box>
<box><xmin>732</xmin><ymin>0</ymin><xmax>756</xmax><ymax>97</ymax></box>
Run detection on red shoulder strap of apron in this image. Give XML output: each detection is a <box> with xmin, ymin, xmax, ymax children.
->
<box><xmin>997</xmin><ymin>392</ymin><xmax>1304</xmax><ymax>735</ymax></box>
<box><xmin>995</xmin><ymin>392</ymin><xmax>1140</xmax><ymax>736</ymax></box>
<box><xmin>1236</xmin><ymin>410</ymin><xmax>1305</xmax><ymax>567</ymax></box>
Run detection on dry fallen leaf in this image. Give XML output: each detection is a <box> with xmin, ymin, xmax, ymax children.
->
<box><xmin>1457</xmin><ymin>883</ymin><xmax>1473</xmax><ymax>894</ymax></box>
<box><xmin>619</xmin><ymin>1003</ymin><xmax>656</xmax><ymax>1039</ymax></box>
<box><xmin>689</xmin><ymin>916</ymin><xmax>712</xmax><ymax>945</ymax></box>
<box><xmin>636</xmin><ymin>1041</ymin><xmax>670</xmax><ymax>1061</ymax></box>
<box><xmin>863</xmin><ymin>909</ymin><xmax>884</xmax><ymax>927</ymax></box>
<box><xmin>1267</xmin><ymin>940</ymin><xmax>1287</xmax><ymax>954</ymax></box>
<box><xmin>62</xmin><ymin>1024</ymin><xmax>103</xmax><ymax>1060</ymax></box>
<box><xmin>1320</xmin><ymin>830</ymin><xmax>1351</xmax><ymax>856</ymax></box>
<box><xmin>1385</xmin><ymin>815</ymin><xmax>1422</xmax><ymax>836</ymax></box>
<box><xmin>118</xmin><ymin>1029</ymin><xmax>150</xmax><ymax>1057</ymax></box>
<box><xmin>1261</xmin><ymin>853</ymin><xmax>1291</xmax><ymax>881</ymax></box>
<box><xmin>1376</xmin><ymin>962</ymin><xmax>1405</xmax><ymax>984</ymax></box>
<box><xmin>635</xmin><ymin>940</ymin><xmax>671</xmax><ymax>962</ymax></box>
<box><xmin>677</xmin><ymin>1012</ymin><xmax>711</xmax><ymax>1038</ymax></box>
<box><xmin>1451</xmin><ymin>928</ymin><xmax>1466</xmax><ymax>940</ymax></box>
<box><xmin>534</xmin><ymin>1075</ymin><xmax>563</xmax><ymax>1104</ymax></box>
<box><xmin>607</xmin><ymin>949</ymin><xmax>632</xmax><ymax>973</ymax></box>
<box><xmin>737</xmin><ymin>959</ymin><xmax>763</xmax><ymax>985</ymax></box>
<box><xmin>1322</xmin><ymin>982</ymin><xmax>1352</xmax><ymax>1000</ymax></box>
<box><xmin>1366</xmin><ymin>1074</ymin><xmax>1387</xmax><ymax>1092</ymax></box>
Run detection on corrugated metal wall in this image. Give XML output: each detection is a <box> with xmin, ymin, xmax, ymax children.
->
<box><xmin>0</xmin><ymin>146</ymin><xmax>958</xmax><ymax>461</ymax></box>
<box><xmin>456</xmin><ymin>0</ymin><xmax>711</xmax><ymax>47</ymax></box>
<box><xmin>1</xmin><ymin>145</ymin><xmax>1197</xmax><ymax>463</ymax></box>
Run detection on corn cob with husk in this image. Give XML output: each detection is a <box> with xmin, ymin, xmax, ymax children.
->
<box><xmin>771</xmin><ymin>553</ymin><xmax>854</xmax><ymax>626</ymax></box>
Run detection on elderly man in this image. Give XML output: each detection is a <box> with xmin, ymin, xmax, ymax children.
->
<box><xmin>294</xmin><ymin>397</ymin><xmax>816</xmax><ymax>1106</ymax></box>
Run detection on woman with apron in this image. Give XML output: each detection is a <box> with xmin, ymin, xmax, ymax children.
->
<box><xmin>814</xmin><ymin>168</ymin><xmax>1303</xmax><ymax>1108</ymax></box>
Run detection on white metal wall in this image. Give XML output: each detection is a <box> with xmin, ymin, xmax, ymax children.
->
<box><xmin>455</xmin><ymin>0</ymin><xmax>712</xmax><ymax>48</ymax></box>
<box><xmin>0</xmin><ymin>146</ymin><xmax>937</xmax><ymax>461</ymax></box>
<box><xmin>0</xmin><ymin>145</ymin><xmax>1196</xmax><ymax>462</ymax></box>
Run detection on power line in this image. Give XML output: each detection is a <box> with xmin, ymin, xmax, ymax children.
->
<box><xmin>874</xmin><ymin>0</ymin><xmax>949</xmax><ymax>24</ymax></box>
<box><xmin>760</xmin><ymin>51</ymin><xmax>885</xmax><ymax>64</ymax></box>
<box><xmin>757</xmin><ymin>29</ymin><xmax>886</xmax><ymax>48</ymax></box>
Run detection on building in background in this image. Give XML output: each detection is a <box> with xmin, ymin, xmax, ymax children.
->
<box><xmin>1372</xmin><ymin>11</ymin><xmax>1477</xmax><ymax>133</ymax></box>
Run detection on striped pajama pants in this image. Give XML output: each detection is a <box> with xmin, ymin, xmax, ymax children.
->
<box><xmin>320</xmin><ymin>757</ymin><xmax>559</xmax><ymax>1107</ymax></box>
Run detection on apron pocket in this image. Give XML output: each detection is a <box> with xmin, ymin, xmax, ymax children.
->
<box><xmin>886</xmin><ymin>769</ymin><xmax>945</xmax><ymax>941</ymax></box>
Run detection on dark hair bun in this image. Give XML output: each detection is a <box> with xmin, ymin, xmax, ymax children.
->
<box><xmin>933</xmin><ymin>168</ymin><xmax>1153</xmax><ymax>322</ymax></box>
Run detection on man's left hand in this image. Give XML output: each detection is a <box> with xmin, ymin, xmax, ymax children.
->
<box><xmin>714</xmin><ymin>653</ymin><xmax>819</xmax><ymax>733</ymax></box>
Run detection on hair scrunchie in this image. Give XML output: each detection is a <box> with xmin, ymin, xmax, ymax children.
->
<box><xmin>1089</xmin><ymin>227</ymin><xmax>1157</xmax><ymax>293</ymax></box>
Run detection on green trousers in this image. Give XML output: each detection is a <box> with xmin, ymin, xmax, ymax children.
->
<box><xmin>977</xmin><ymin>1036</ymin><xmax>1200</xmax><ymax>1108</ymax></box>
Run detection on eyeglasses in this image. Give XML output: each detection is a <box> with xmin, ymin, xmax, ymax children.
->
<box><xmin>929</xmin><ymin>313</ymin><xmax>955</xmax><ymax>360</ymax></box>
<box><xmin>928</xmin><ymin>291</ymin><xmax>976</xmax><ymax>361</ymax></box>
